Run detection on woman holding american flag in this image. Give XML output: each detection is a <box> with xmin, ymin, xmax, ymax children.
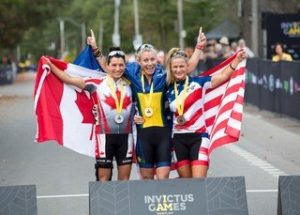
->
<box><xmin>165</xmin><ymin>48</ymin><xmax>247</xmax><ymax>178</ymax></box>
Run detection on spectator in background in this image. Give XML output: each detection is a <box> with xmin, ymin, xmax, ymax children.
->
<box><xmin>229</xmin><ymin>41</ymin><xmax>238</xmax><ymax>56</ymax></box>
<box><xmin>157</xmin><ymin>50</ymin><xmax>166</xmax><ymax>67</ymax></box>
<box><xmin>219</xmin><ymin>36</ymin><xmax>231</xmax><ymax>58</ymax></box>
<box><xmin>204</xmin><ymin>39</ymin><xmax>218</xmax><ymax>60</ymax></box>
<box><xmin>272</xmin><ymin>42</ymin><xmax>293</xmax><ymax>62</ymax></box>
<box><xmin>237</xmin><ymin>39</ymin><xmax>255</xmax><ymax>58</ymax></box>
<box><xmin>184</xmin><ymin>47</ymin><xmax>194</xmax><ymax>58</ymax></box>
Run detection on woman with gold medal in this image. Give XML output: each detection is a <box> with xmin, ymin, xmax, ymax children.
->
<box><xmin>88</xmin><ymin>29</ymin><xmax>206</xmax><ymax>180</ymax></box>
<box><xmin>165</xmin><ymin>48</ymin><xmax>247</xmax><ymax>178</ymax></box>
<box><xmin>45</xmin><ymin>47</ymin><xmax>134</xmax><ymax>182</ymax></box>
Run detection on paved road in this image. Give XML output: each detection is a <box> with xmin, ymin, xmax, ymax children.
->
<box><xmin>0</xmin><ymin>73</ymin><xmax>300</xmax><ymax>214</ymax></box>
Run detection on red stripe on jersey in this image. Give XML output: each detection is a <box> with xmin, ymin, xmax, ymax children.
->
<box><xmin>183</xmin><ymin>88</ymin><xmax>202</xmax><ymax>112</ymax></box>
<box><xmin>191</xmin><ymin>160</ymin><xmax>209</xmax><ymax>167</ymax></box>
<box><xmin>175</xmin><ymin>107</ymin><xmax>203</xmax><ymax>129</ymax></box>
<box><xmin>176</xmin><ymin>160</ymin><xmax>190</xmax><ymax>168</ymax></box>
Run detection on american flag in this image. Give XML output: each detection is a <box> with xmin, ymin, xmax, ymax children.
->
<box><xmin>201</xmin><ymin>51</ymin><xmax>246</xmax><ymax>157</ymax></box>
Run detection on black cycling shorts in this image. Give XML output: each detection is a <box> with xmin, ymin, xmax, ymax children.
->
<box><xmin>136</xmin><ymin>126</ymin><xmax>171</xmax><ymax>168</ymax></box>
<box><xmin>95</xmin><ymin>133</ymin><xmax>133</xmax><ymax>169</ymax></box>
<box><xmin>172</xmin><ymin>133</ymin><xmax>209</xmax><ymax>167</ymax></box>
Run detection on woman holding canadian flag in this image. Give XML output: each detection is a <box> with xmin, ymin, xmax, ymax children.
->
<box><xmin>44</xmin><ymin>47</ymin><xmax>134</xmax><ymax>182</ymax></box>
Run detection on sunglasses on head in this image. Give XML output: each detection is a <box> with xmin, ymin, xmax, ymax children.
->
<box><xmin>171</xmin><ymin>50</ymin><xmax>187</xmax><ymax>58</ymax></box>
<box><xmin>107</xmin><ymin>50</ymin><xmax>125</xmax><ymax>57</ymax></box>
<box><xmin>137</xmin><ymin>44</ymin><xmax>154</xmax><ymax>53</ymax></box>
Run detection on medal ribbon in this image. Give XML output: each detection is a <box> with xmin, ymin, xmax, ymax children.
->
<box><xmin>174</xmin><ymin>76</ymin><xmax>189</xmax><ymax>116</ymax></box>
<box><xmin>107</xmin><ymin>76</ymin><xmax>126</xmax><ymax>114</ymax></box>
<box><xmin>141</xmin><ymin>74</ymin><xmax>154</xmax><ymax>108</ymax></box>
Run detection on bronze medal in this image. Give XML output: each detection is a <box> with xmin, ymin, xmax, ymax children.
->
<box><xmin>177</xmin><ymin>115</ymin><xmax>186</xmax><ymax>125</ymax></box>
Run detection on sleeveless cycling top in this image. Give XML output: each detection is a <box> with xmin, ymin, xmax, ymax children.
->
<box><xmin>84</xmin><ymin>76</ymin><xmax>134</xmax><ymax>134</ymax></box>
<box><xmin>125</xmin><ymin>62</ymin><xmax>169</xmax><ymax>128</ymax></box>
<box><xmin>166</xmin><ymin>75</ymin><xmax>212</xmax><ymax>134</ymax></box>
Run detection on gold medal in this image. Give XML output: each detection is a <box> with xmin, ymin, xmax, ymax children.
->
<box><xmin>144</xmin><ymin>107</ymin><xmax>153</xmax><ymax>117</ymax></box>
<box><xmin>177</xmin><ymin>115</ymin><xmax>186</xmax><ymax>125</ymax></box>
<box><xmin>141</xmin><ymin>74</ymin><xmax>154</xmax><ymax>118</ymax></box>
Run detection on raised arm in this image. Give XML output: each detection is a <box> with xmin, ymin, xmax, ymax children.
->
<box><xmin>45</xmin><ymin>57</ymin><xmax>86</xmax><ymax>89</ymax></box>
<box><xmin>86</xmin><ymin>30</ymin><xmax>107</xmax><ymax>72</ymax></box>
<box><xmin>211</xmin><ymin>50</ymin><xmax>247</xmax><ymax>88</ymax></box>
<box><xmin>187</xmin><ymin>27</ymin><xmax>207</xmax><ymax>74</ymax></box>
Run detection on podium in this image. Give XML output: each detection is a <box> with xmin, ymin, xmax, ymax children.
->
<box><xmin>0</xmin><ymin>185</ymin><xmax>37</xmax><ymax>215</ymax></box>
<box><xmin>89</xmin><ymin>176</ymin><xmax>248</xmax><ymax>215</ymax></box>
<box><xmin>278</xmin><ymin>175</ymin><xmax>300</xmax><ymax>215</ymax></box>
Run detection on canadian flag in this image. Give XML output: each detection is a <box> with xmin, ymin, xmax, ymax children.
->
<box><xmin>34</xmin><ymin>56</ymin><xmax>105</xmax><ymax>157</ymax></box>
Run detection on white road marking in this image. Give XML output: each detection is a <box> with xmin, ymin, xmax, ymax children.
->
<box><xmin>37</xmin><ymin>194</ymin><xmax>89</xmax><ymax>199</ymax></box>
<box><xmin>226</xmin><ymin>144</ymin><xmax>288</xmax><ymax>177</ymax></box>
<box><xmin>36</xmin><ymin>189</ymin><xmax>278</xmax><ymax>199</ymax></box>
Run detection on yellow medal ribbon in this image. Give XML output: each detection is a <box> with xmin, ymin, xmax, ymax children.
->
<box><xmin>107</xmin><ymin>76</ymin><xmax>126</xmax><ymax>114</ymax></box>
<box><xmin>141</xmin><ymin>74</ymin><xmax>154</xmax><ymax>109</ymax></box>
<box><xmin>174</xmin><ymin>76</ymin><xmax>189</xmax><ymax>116</ymax></box>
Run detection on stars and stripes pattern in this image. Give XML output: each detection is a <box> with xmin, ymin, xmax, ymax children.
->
<box><xmin>201</xmin><ymin>51</ymin><xmax>246</xmax><ymax>157</ymax></box>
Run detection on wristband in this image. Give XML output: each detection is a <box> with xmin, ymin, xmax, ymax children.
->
<box><xmin>196</xmin><ymin>44</ymin><xmax>205</xmax><ymax>50</ymax></box>
<box><xmin>93</xmin><ymin>48</ymin><xmax>102</xmax><ymax>58</ymax></box>
<box><xmin>229</xmin><ymin>63</ymin><xmax>236</xmax><ymax>70</ymax></box>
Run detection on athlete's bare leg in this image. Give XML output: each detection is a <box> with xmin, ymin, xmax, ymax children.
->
<box><xmin>117</xmin><ymin>164</ymin><xmax>132</xmax><ymax>180</ymax></box>
<box><xmin>191</xmin><ymin>165</ymin><xmax>208</xmax><ymax>178</ymax></box>
<box><xmin>177</xmin><ymin>165</ymin><xmax>192</xmax><ymax>178</ymax></box>
<box><xmin>97</xmin><ymin>168</ymin><xmax>112</xmax><ymax>182</ymax></box>
<box><xmin>155</xmin><ymin>166</ymin><xmax>170</xmax><ymax>179</ymax></box>
<box><xmin>139</xmin><ymin>168</ymin><xmax>155</xmax><ymax>179</ymax></box>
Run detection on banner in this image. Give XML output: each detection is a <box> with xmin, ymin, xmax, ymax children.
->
<box><xmin>263</xmin><ymin>13</ymin><xmax>300</xmax><ymax>60</ymax></box>
<box><xmin>245</xmin><ymin>59</ymin><xmax>300</xmax><ymax>120</ymax></box>
<box><xmin>89</xmin><ymin>177</ymin><xmax>248</xmax><ymax>215</ymax></box>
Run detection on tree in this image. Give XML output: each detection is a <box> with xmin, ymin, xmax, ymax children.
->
<box><xmin>0</xmin><ymin>0</ymin><xmax>70</xmax><ymax>57</ymax></box>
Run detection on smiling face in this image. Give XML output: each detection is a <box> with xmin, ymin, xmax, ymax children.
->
<box><xmin>170</xmin><ymin>58</ymin><xmax>188</xmax><ymax>81</ymax></box>
<box><xmin>137</xmin><ymin>50</ymin><xmax>157</xmax><ymax>77</ymax></box>
<box><xmin>106</xmin><ymin>57</ymin><xmax>125</xmax><ymax>80</ymax></box>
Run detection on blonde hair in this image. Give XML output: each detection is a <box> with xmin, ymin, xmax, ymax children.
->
<box><xmin>136</xmin><ymin>44</ymin><xmax>157</xmax><ymax>61</ymax></box>
<box><xmin>166</xmin><ymin>48</ymin><xmax>189</xmax><ymax>85</ymax></box>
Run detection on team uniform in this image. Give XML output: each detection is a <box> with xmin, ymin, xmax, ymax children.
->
<box><xmin>166</xmin><ymin>75</ymin><xmax>212</xmax><ymax>168</ymax></box>
<box><xmin>84</xmin><ymin>76</ymin><xmax>134</xmax><ymax>170</ymax></box>
<box><xmin>125</xmin><ymin>62</ymin><xmax>171</xmax><ymax>168</ymax></box>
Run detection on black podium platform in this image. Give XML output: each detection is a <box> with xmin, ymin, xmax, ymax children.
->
<box><xmin>89</xmin><ymin>176</ymin><xmax>248</xmax><ymax>215</ymax></box>
<box><xmin>278</xmin><ymin>175</ymin><xmax>300</xmax><ymax>215</ymax></box>
<box><xmin>0</xmin><ymin>185</ymin><xmax>37</xmax><ymax>215</ymax></box>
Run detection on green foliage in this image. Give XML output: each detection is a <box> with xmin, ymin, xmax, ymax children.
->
<box><xmin>0</xmin><ymin>0</ymin><xmax>69</xmax><ymax>50</ymax></box>
<box><xmin>0</xmin><ymin>0</ymin><xmax>245</xmax><ymax>61</ymax></box>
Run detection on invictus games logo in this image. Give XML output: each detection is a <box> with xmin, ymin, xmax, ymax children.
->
<box><xmin>281</xmin><ymin>21</ymin><xmax>300</xmax><ymax>38</ymax></box>
<box><xmin>144</xmin><ymin>194</ymin><xmax>194</xmax><ymax>215</ymax></box>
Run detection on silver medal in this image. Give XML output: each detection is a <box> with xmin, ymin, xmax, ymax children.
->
<box><xmin>114</xmin><ymin>114</ymin><xmax>124</xmax><ymax>124</ymax></box>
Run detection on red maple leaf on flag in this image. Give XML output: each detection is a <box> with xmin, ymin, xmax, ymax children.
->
<box><xmin>104</xmin><ymin>90</ymin><xmax>131</xmax><ymax>110</ymax></box>
<box><xmin>75</xmin><ymin>91</ymin><xmax>94</xmax><ymax>123</ymax></box>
